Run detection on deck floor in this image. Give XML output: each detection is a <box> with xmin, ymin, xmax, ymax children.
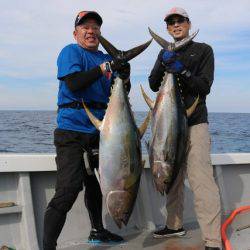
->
<box><xmin>59</xmin><ymin>225</ymin><xmax>250</xmax><ymax>250</ymax></box>
<box><xmin>230</xmin><ymin>226</ymin><xmax>250</xmax><ymax>250</ymax></box>
<box><xmin>59</xmin><ymin>224</ymin><xmax>204</xmax><ymax>250</ymax></box>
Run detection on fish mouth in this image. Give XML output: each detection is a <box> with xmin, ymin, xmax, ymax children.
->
<box><xmin>106</xmin><ymin>190</ymin><xmax>134</xmax><ymax>228</ymax></box>
<box><xmin>152</xmin><ymin>160</ymin><xmax>172</xmax><ymax>195</ymax></box>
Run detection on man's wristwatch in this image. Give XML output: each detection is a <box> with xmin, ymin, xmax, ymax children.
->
<box><xmin>104</xmin><ymin>62</ymin><xmax>112</xmax><ymax>73</ymax></box>
<box><xmin>181</xmin><ymin>69</ymin><xmax>191</xmax><ymax>78</ymax></box>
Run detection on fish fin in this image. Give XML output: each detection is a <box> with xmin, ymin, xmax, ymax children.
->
<box><xmin>186</xmin><ymin>95</ymin><xmax>199</xmax><ymax>117</ymax></box>
<box><xmin>144</xmin><ymin>140</ymin><xmax>150</xmax><ymax>153</ymax></box>
<box><xmin>142</xmin><ymin>159</ymin><xmax>146</xmax><ymax>168</ymax></box>
<box><xmin>124</xmin><ymin>175</ymin><xmax>138</xmax><ymax>189</ymax></box>
<box><xmin>98</xmin><ymin>35</ymin><xmax>120</xmax><ymax>58</ymax></box>
<box><xmin>140</xmin><ymin>84</ymin><xmax>155</xmax><ymax>110</ymax></box>
<box><xmin>106</xmin><ymin>190</ymin><xmax>133</xmax><ymax>229</ymax></box>
<box><xmin>148</xmin><ymin>27</ymin><xmax>173</xmax><ymax>50</ymax></box>
<box><xmin>82</xmin><ymin>100</ymin><xmax>102</xmax><ymax>130</ymax></box>
<box><xmin>94</xmin><ymin>168</ymin><xmax>100</xmax><ymax>184</ymax></box>
<box><xmin>98</xmin><ymin>35</ymin><xmax>152</xmax><ymax>62</ymax></box>
<box><xmin>174</xmin><ymin>30</ymin><xmax>199</xmax><ymax>50</ymax></box>
<box><xmin>123</xmin><ymin>39</ymin><xmax>152</xmax><ymax>62</ymax></box>
<box><xmin>149</xmin><ymin>27</ymin><xmax>199</xmax><ymax>51</ymax></box>
<box><xmin>138</xmin><ymin>111</ymin><xmax>151</xmax><ymax>138</ymax></box>
<box><xmin>185</xmin><ymin>140</ymin><xmax>191</xmax><ymax>156</ymax></box>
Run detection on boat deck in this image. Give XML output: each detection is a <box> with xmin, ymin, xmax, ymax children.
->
<box><xmin>60</xmin><ymin>224</ymin><xmax>204</xmax><ymax>250</ymax></box>
<box><xmin>59</xmin><ymin>228</ymin><xmax>250</xmax><ymax>250</ymax></box>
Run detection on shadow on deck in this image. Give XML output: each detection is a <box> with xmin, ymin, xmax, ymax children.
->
<box><xmin>60</xmin><ymin>223</ymin><xmax>204</xmax><ymax>250</ymax></box>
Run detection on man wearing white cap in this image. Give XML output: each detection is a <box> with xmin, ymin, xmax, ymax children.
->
<box><xmin>148</xmin><ymin>7</ymin><xmax>222</xmax><ymax>250</ymax></box>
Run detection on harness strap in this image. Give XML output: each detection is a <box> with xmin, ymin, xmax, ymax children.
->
<box><xmin>58</xmin><ymin>101</ymin><xmax>107</xmax><ymax>110</ymax></box>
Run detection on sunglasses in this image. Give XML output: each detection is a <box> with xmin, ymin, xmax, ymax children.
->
<box><xmin>167</xmin><ymin>17</ymin><xmax>188</xmax><ymax>26</ymax></box>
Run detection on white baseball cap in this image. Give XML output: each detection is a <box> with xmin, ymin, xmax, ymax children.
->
<box><xmin>164</xmin><ymin>7</ymin><xmax>189</xmax><ymax>22</ymax></box>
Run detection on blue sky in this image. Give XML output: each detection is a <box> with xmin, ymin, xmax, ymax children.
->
<box><xmin>0</xmin><ymin>0</ymin><xmax>249</xmax><ymax>112</ymax></box>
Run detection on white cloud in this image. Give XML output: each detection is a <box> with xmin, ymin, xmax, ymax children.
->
<box><xmin>0</xmin><ymin>0</ymin><xmax>249</xmax><ymax>111</ymax></box>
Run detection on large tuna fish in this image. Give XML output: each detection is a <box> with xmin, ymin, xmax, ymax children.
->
<box><xmin>83</xmin><ymin>36</ymin><xmax>151</xmax><ymax>228</ymax></box>
<box><xmin>141</xmin><ymin>28</ymin><xmax>199</xmax><ymax>195</ymax></box>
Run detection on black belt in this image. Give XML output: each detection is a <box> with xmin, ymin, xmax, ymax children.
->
<box><xmin>58</xmin><ymin>101</ymin><xmax>107</xmax><ymax>110</ymax></box>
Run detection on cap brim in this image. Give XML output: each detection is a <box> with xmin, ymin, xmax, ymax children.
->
<box><xmin>76</xmin><ymin>12</ymin><xmax>103</xmax><ymax>26</ymax></box>
<box><xmin>164</xmin><ymin>13</ymin><xmax>187</xmax><ymax>22</ymax></box>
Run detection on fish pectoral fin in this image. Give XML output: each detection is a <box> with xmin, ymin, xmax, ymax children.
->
<box><xmin>82</xmin><ymin>100</ymin><xmax>102</xmax><ymax>130</ymax></box>
<box><xmin>142</xmin><ymin>159</ymin><xmax>146</xmax><ymax>168</ymax></box>
<box><xmin>94</xmin><ymin>168</ymin><xmax>100</xmax><ymax>184</ymax></box>
<box><xmin>186</xmin><ymin>95</ymin><xmax>199</xmax><ymax>117</ymax></box>
<box><xmin>138</xmin><ymin>111</ymin><xmax>151</xmax><ymax>138</ymax></box>
<box><xmin>124</xmin><ymin>174</ymin><xmax>138</xmax><ymax>189</ymax></box>
<box><xmin>140</xmin><ymin>84</ymin><xmax>155</xmax><ymax>110</ymax></box>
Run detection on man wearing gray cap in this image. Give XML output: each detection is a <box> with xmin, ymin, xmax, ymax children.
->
<box><xmin>148</xmin><ymin>7</ymin><xmax>221</xmax><ymax>250</ymax></box>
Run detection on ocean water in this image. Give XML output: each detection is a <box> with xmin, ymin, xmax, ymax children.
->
<box><xmin>0</xmin><ymin>111</ymin><xmax>250</xmax><ymax>154</ymax></box>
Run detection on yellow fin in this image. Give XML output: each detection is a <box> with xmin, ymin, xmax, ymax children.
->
<box><xmin>142</xmin><ymin>159</ymin><xmax>146</xmax><ymax>168</ymax></box>
<box><xmin>124</xmin><ymin>174</ymin><xmax>138</xmax><ymax>189</ymax></box>
<box><xmin>138</xmin><ymin>111</ymin><xmax>151</xmax><ymax>138</ymax></box>
<box><xmin>140</xmin><ymin>84</ymin><xmax>155</xmax><ymax>110</ymax></box>
<box><xmin>82</xmin><ymin>100</ymin><xmax>102</xmax><ymax>130</ymax></box>
<box><xmin>186</xmin><ymin>95</ymin><xmax>199</xmax><ymax>117</ymax></box>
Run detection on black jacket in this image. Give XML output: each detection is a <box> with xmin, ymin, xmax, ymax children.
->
<box><xmin>148</xmin><ymin>41</ymin><xmax>214</xmax><ymax>126</ymax></box>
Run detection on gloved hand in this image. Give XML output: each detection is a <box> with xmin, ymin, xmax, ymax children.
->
<box><xmin>165</xmin><ymin>60</ymin><xmax>184</xmax><ymax>74</ymax></box>
<box><xmin>111</xmin><ymin>61</ymin><xmax>130</xmax><ymax>80</ymax></box>
<box><xmin>162</xmin><ymin>49</ymin><xmax>185</xmax><ymax>74</ymax></box>
<box><xmin>162</xmin><ymin>50</ymin><xmax>176</xmax><ymax>64</ymax></box>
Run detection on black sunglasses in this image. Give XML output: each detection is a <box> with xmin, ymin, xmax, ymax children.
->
<box><xmin>167</xmin><ymin>17</ymin><xmax>188</xmax><ymax>26</ymax></box>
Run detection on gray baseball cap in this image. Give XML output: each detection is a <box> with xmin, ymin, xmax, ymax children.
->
<box><xmin>164</xmin><ymin>7</ymin><xmax>189</xmax><ymax>22</ymax></box>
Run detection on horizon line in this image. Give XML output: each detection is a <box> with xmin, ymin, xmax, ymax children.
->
<box><xmin>0</xmin><ymin>109</ymin><xmax>250</xmax><ymax>114</ymax></box>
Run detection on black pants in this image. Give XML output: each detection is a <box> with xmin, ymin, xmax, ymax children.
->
<box><xmin>43</xmin><ymin>129</ymin><xmax>103</xmax><ymax>250</ymax></box>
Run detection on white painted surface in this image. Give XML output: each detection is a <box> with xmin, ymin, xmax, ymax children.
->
<box><xmin>1</xmin><ymin>153</ymin><xmax>250</xmax><ymax>249</ymax></box>
<box><xmin>0</xmin><ymin>205</ymin><xmax>22</xmax><ymax>215</ymax></box>
<box><xmin>18</xmin><ymin>173</ymin><xmax>39</xmax><ymax>250</ymax></box>
<box><xmin>0</xmin><ymin>154</ymin><xmax>56</xmax><ymax>172</ymax></box>
<box><xmin>1</xmin><ymin>153</ymin><xmax>250</xmax><ymax>172</ymax></box>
